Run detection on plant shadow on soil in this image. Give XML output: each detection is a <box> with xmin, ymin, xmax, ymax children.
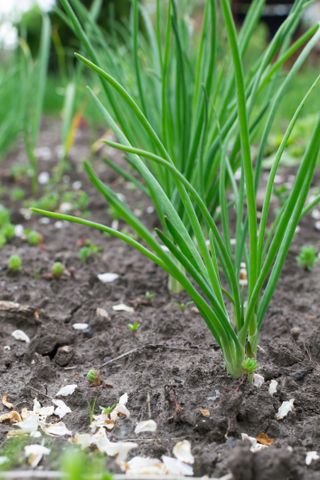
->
<box><xmin>0</xmin><ymin>119</ymin><xmax>320</xmax><ymax>480</ymax></box>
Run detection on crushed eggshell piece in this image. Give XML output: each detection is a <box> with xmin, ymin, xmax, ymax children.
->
<box><xmin>173</xmin><ymin>440</ymin><xmax>194</xmax><ymax>464</ymax></box>
<box><xmin>199</xmin><ymin>408</ymin><xmax>210</xmax><ymax>417</ymax></box>
<box><xmin>24</xmin><ymin>444</ymin><xmax>50</xmax><ymax>468</ymax></box>
<box><xmin>253</xmin><ymin>374</ymin><xmax>265</xmax><ymax>388</ymax></box>
<box><xmin>123</xmin><ymin>456</ymin><xmax>167</xmax><ymax>476</ymax></box>
<box><xmin>135</xmin><ymin>419</ymin><xmax>157</xmax><ymax>434</ymax></box>
<box><xmin>269</xmin><ymin>379</ymin><xmax>278</xmax><ymax>396</ymax></box>
<box><xmin>16</xmin><ymin>414</ymin><xmax>39</xmax><ymax>434</ymax></box>
<box><xmin>42</xmin><ymin>421</ymin><xmax>72</xmax><ymax>437</ymax></box>
<box><xmin>96</xmin><ymin>307</ymin><xmax>110</xmax><ymax>320</ymax></box>
<box><xmin>112</xmin><ymin>304</ymin><xmax>134</xmax><ymax>313</ymax></box>
<box><xmin>275</xmin><ymin>399</ymin><xmax>294</xmax><ymax>420</ymax></box>
<box><xmin>0</xmin><ymin>411</ymin><xmax>22</xmax><ymax>424</ymax></box>
<box><xmin>52</xmin><ymin>399</ymin><xmax>71</xmax><ymax>419</ymax></box>
<box><xmin>97</xmin><ymin>273</ymin><xmax>119</xmax><ymax>284</ymax></box>
<box><xmin>55</xmin><ymin>384</ymin><xmax>77</xmax><ymax>397</ymax></box>
<box><xmin>2</xmin><ymin>394</ymin><xmax>13</xmax><ymax>410</ymax></box>
<box><xmin>306</xmin><ymin>451</ymin><xmax>319</xmax><ymax>466</ymax></box>
<box><xmin>256</xmin><ymin>432</ymin><xmax>274</xmax><ymax>446</ymax></box>
<box><xmin>241</xmin><ymin>433</ymin><xmax>268</xmax><ymax>452</ymax></box>
<box><xmin>11</xmin><ymin>330</ymin><xmax>30</xmax><ymax>343</ymax></box>
<box><xmin>162</xmin><ymin>455</ymin><xmax>194</xmax><ymax>476</ymax></box>
<box><xmin>72</xmin><ymin>323</ymin><xmax>89</xmax><ymax>331</ymax></box>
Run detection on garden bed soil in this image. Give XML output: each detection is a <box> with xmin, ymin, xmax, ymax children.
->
<box><xmin>0</xmin><ymin>119</ymin><xmax>320</xmax><ymax>480</ymax></box>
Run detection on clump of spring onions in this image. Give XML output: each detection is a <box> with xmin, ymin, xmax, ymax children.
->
<box><xmin>8</xmin><ymin>255</ymin><xmax>22</xmax><ymax>273</ymax></box>
<box><xmin>297</xmin><ymin>245</ymin><xmax>318</xmax><ymax>271</ymax></box>
<box><xmin>51</xmin><ymin>262</ymin><xmax>65</xmax><ymax>279</ymax></box>
<box><xmin>26</xmin><ymin>230</ymin><xmax>43</xmax><ymax>246</ymax></box>
<box><xmin>34</xmin><ymin>0</ymin><xmax>320</xmax><ymax>378</ymax></box>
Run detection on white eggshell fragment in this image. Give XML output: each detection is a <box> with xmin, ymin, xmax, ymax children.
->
<box><xmin>55</xmin><ymin>384</ymin><xmax>77</xmax><ymax>397</ymax></box>
<box><xmin>42</xmin><ymin>422</ymin><xmax>72</xmax><ymax>437</ymax></box>
<box><xmin>173</xmin><ymin>440</ymin><xmax>194</xmax><ymax>464</ymax></box>
<box><xmin>52</xmin><ymin>399</ymin><xmax>71</xmax><ymax>419</ymax></box>
<box><xmin>112</xmin><ymin>304</ymin><xmax>134</xmax><ymax>313</ymax></box>
<box><xmin>24</xmin><ymin>444</ymin><xmax>50</xmax><ymax>468</ymax></box>
<box><xmin>276</xmin><ymin>399</ymin><xmax>295</xmax><ymax>420</ymax></box>
<box><xmin>269</xmin><ymin>379</ymin><xmax>278</xmax><ymax>396</ymax></box>
<box><xmin>306</xmin><ymin>451</ymin><xmax>319</xmax><ymax>466</ymax></box>
<box><xmin>72</xmin><ymin>323</ymin><xmax>89</xmax><ymax>331</ymax></box>
<box><xmin>162</xmin><ymin>456</ymin><xmax>194</xmax><ymax>476</ymax></box>
<box><xmin>253</xmin><ymin>374</ymin><xmax>265</xmax><ymax>388</ymax></box>
<box><xmin>11</xmin><ymin>330</ymin><xmax>30</xmax><ymax>343</ymax></box>
<box><xmin>97</xmin><ymin>273</ymin><xmax>119</xmax><ymax>284</ymax></box>
<box><xmin>135</xmin><ymin>419</ymin><xmax>157</xmax><ymax>434</ymax></box>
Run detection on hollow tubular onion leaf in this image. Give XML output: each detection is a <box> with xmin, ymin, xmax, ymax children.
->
<box><xmin>33</xmin><ymin>0</ymin><xmax>320</xmax><ymax>377</ymax></box>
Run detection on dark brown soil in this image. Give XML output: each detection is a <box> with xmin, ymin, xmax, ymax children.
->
<box><xmin>0</xmin><ymin>119</ymin><xmax>320</xmax><ymax>480</ymax></box>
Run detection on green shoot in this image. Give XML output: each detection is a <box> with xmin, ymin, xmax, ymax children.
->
<box><xmin>8</xmin><ymin>255</ymin><xmax>22</xmax><ymax>273</ymax></box>
<box><xmin>86</xmin><ymin>369</ymin><xmax>102</xmax><ymax>386</ymax></box>
<box><xmin>11</xmin><ymin>188</ymin><xmax>26</xmax><ymax>202</ymax></box>
<box><xmin>128</xmin><ymin>321</ymin><xmax>140</xmax><ymax>332</ymax></box>
<box><xmin>51</xmin><ymin>262</ymin><xmax>65</xmax><ymax>279</ymax></box>
<box><xmin>297</xmin><ymin>245</ymin><xmax>318</xmax><ymax>271</ymax></box>
<box><xmin>87</xmin><ymin>398</ymin><xmax>97</xmax><ymax>424</ymax></box>
<box><xmin>79</xmin><ymin>241</ymin><xmax>101</xmax><ymax>262</ymax></box>
<box><xmin>145</xmin><ymin>291</ymin><xmax>155</xmax><ymax>302</ymax></box>
<box><xmin>0</xmin><ymin>207</ymin><xmax>10</xmax><ymax>227</ymax></box>
<box><xmin>2</xmin><ymin>224</ymin><xmax>15</xmax><ymax>241</ymax></box>
<box><xmin>0</xmin><ymin>234</ymin><xmax>6</xmax><ymax>250</ymax></box>
<box><xmin>26</xmin><ymin>230</ymin><xmax>43</xmax><ymax>246</ymax></box>
<box><xmin>101</xmin><ymin>404</ymin><xmax>117</xmax><ymax>415</ymax></box>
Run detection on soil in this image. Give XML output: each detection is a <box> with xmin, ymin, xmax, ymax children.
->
<box><xmin>0</xmin><ymin>118</ymin><xmax>320</xmax><ymax>480</ymax></box>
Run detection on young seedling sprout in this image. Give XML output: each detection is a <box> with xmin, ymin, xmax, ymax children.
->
<box><xmin>128</xmin><ymin>321</ymin><xmax>140</xmax><ymax>332</ymax></box>
<box><xmin>33</xmin><ymin>0</ymin><xmax>320</xmax><ymax>378</ymax></box>
<box><xmin>8</xmin><ymin>255</ymin><xmax>22</xmax><ymax>273</ymax></box>
<box><xmin>86</xmin><ymin>369</ymin><xmax>102</xmax><ymax>386</ymax></box>
<box><xmin>297</xmin><ymin>245</ymin><xmax>318</xmax><ymax>271</ymax></box>
<box><xmin>26</xmin><ymin>230</ymin><xmax>43</xmax><ymax>246</ymax></box>
<box><xmin>51</xmin><ymin>262</ymin><xmax>65</xmax><ymax>279</ymax></box>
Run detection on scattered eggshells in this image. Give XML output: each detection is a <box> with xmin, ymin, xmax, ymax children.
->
<box><xmin>55</xmin><ymin>384</ymin><xmax>77</xmax><ymax>397</ymax></box>
<box><xmin>112</xmin><ymin>304</ymin><xmax>134</xmax><ymax>313</ymax></box>
<box><xmin>24</xmin><ymin>444</ymin><xmax>50</xmax><ymax>468</ymax></box>
<box><xmin>42</xmin><ymin>422</ymin><xmax>72</xmax><ymax>437</ymax></box>
<box><xmin>11</xmin><ymin>330</ymin><xmax>30</xmax><ymax>343</ymax></box>
<box><xmin>135</xmin><ymin>419</ymin><xmax>157</xmax><ymax>434</ymax></box>
<box><xmin>269</xmin><ymin>379</ymin><xmax>278</xmax><ymax>396</ymax></box>
<box><xmin>97</xmin><ymin>273</ymin><xmax>119</xmax><ymax>284</ymax></box>
<box><xmin>276</xmin><ymin>399</ymin><xmax>295</xmax><ymax>420</ymax></box>
<box><xmin>72</xmin><ymin>323</ymin><xmax>89</xmax><ymax>331</ymax></box>
<box><xmin>32</xmin><ymin>399</ymin><xmax>54</xmax><ymax>420</ymax></box>
<box><xmin>306</xmin><ymin>451</ymin><xmax>319</xmax><ymax>466</ymax></box>
<box><xmin>173</xmin><ymin>440</ymin><xmax>194</xmax><ymax>464</ymax></box>
<box><xmin>253</xmin><ymin>374</ymin><xmax>265</xmax><ymax>388</ymax></box>
<box><xmin>162</xmin><ymin>455</ymin><xmax>194</xmax><ymax>476</ymax></box>
<box><xmin>52</xmin><ymin>399</ymin><xmax>71</xmax><ymax>419</ymax></box>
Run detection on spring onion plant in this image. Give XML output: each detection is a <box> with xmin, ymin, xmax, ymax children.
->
<box><xmin>34</xmin><ymin>0</ymin><xmax>320</xmax><ymax>377</ymax></box>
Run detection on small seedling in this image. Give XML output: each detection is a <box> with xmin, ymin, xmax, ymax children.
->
<box><xmin>145</xmin><ymin>291</ymin><xmax>155</xmax><ymax>302</ymax></box>
<box><xmin>297</xmin><ymin>245</ymin><xmax>318</xmax><ymax>271</ymax></box>
<box><xmin>0</xmin><ymin>234</ymin><xmax>6</xmax><ymax>249</ymax></box>
<box><xmin>51</xmin><ymin>262</ymin><xmax>65</xmax><ymax>279</ymax></box>
<box><xmin>87</xmin><ymin>398</ymin><xmax>97</xmax><ymax>424</ymax></box>
<box><xmin>0</xmin><ymin>207</ymin><xmax>10</xmax><ymax>227</ymax></box>
<box><xmin>128</xmin><ymin>321</ymin><xmax>140</xmax><ymax>332</ymax></box>
<box><xmin>102</xmin><ymin>404</ymin><xmax>116</xmax><ymax>415</ymax></box>
<box><xmin>26</xmin><ymin>230</ymin><xmax>42</xmax><ymax>246</ymax></box>
<box><xmin>79</xmin><ymin>241</ymin><xmax>100</xmax><ymax>262</ymax></box>
<box><xmin>2</xmin><ymin>223</ymin><xmax>15</xmax><ymax>240</ymax></box>
<box><xmin>86</xmin><ymin>369</ymin><xmax>102</xmax><ymax>386</ymax></box>
<box><xmin>11</xmin><ymin>188</ymin><xmax>25</xmax><ymax>202</ymax></box>
<box><xmin>8</xmin><ymin>255</ymin><xmax>22</xmax><ymax>273</ymax></box>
